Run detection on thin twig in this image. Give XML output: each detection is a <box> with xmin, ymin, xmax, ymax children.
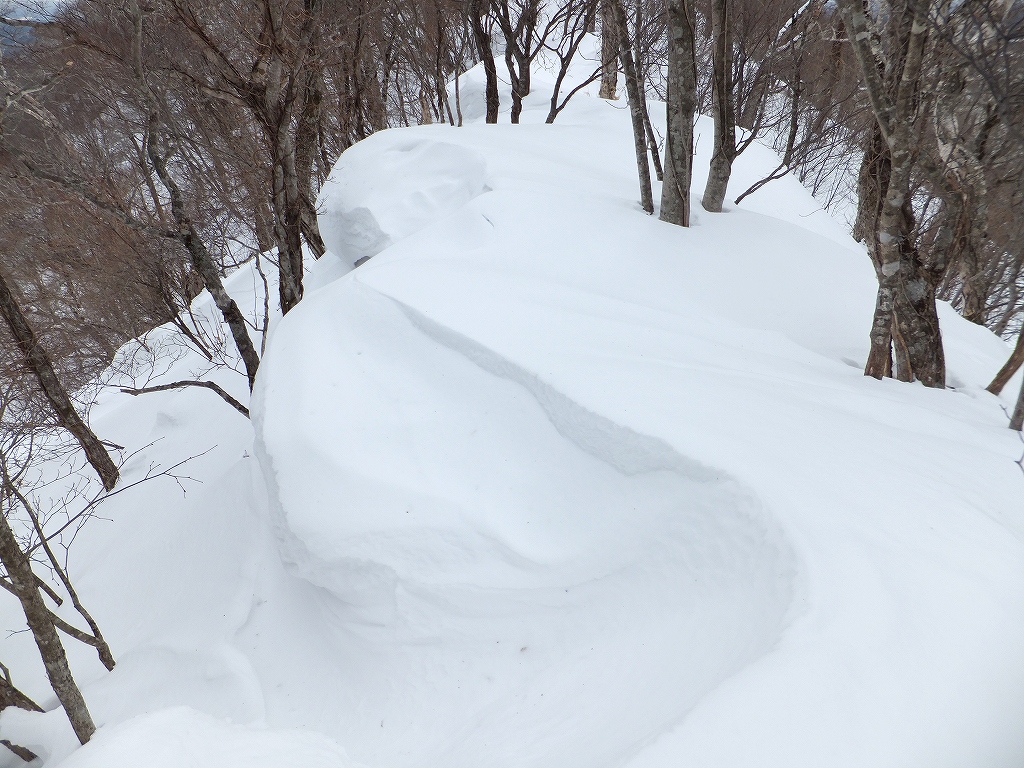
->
<box><xmin>26</xmin><ymin>447</ymin><xmax>213</xmax><ymax>553</ymax></box>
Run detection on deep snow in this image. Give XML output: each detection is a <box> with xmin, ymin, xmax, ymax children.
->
<box><xmin>3</xmin><ymin>41</ymin><xmax>1024</xmax><ymax>768</ymax></box>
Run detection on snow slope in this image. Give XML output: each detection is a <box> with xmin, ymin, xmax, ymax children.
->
<box><xmin>4</xmin><ymin>41</ymin><xmax>1024</xmax><ymax>768</ymax></box>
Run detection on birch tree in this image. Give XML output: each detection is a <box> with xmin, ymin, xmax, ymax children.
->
<box><xmin>838</xmin><ymin>0</ymin><xmax>945</xmax><ymax>386</ymax></box>
<box><xmin>660</xmin><ymin>0</ymin><xmax>697</xmax><ymax>226</ymax></box>
<box><xmin>700</xmin><ymin>0</ymin><xmax>735</xmax><ymax>212</ymax></box>
<box><xmin>598</xmin><ymin>0</ymin><xmax>619</xmax><ymax>99</ymax></box>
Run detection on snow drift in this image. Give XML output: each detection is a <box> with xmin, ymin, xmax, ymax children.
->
<box><xmin>316</xmin><ymin>138</ymin><xmax>488</xmax><ymax>271</ymax></box>
<box><xmin>3</xmin><ymin>42</ymin><xmax>1024</xmax><ymax>768</ymax></box>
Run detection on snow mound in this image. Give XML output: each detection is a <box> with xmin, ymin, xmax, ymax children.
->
<box><xmin>252</xmin><ymin>91</ymin><xmax>1024</xmax><ymax>766</ymax></box>
<box><xmin>53</xmin><ymin>708</ymin><xmax>358</xmax><ymax>768</ymax></box>
<box><xmin>317</xmin><ymin>135</ymin><xmax>488</xmax><ymax>271</ymax></box>
<box><xmin>254</xmin><ymin>278</ymin><xmax>798</xmax><ymax>767</ymax></box>
<box><xmin>5</xmin><ymin>42</ymin><xmax>1024</xmax><ymax>768</ymax></box>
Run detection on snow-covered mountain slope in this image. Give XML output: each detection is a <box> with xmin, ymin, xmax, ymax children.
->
<box><xmin>4</xmin><ymin>52</ymin><xmax>1024</xmax><ymax>768</ymax></box>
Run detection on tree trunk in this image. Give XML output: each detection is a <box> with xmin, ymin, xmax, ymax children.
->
<box><xmin>700</xmin><ymin>0</ymin><xmax>735</xmax><ymax>212</ymax></box>
<box><xmin>987</xmin><ymin>330</ymin><xmax>1024</xmax><ymax>395</ymax></box>
<box><xmin>131</xmin><ymin>6</ymin><xmax>262</xmax><ymax>389</ymax></box>
<box><xmin>0</xmin><ymin>514</ymin><xmax>95</xmax><ymax>744</ymax></box>
<box><xmin>890</xmin><ymin>317</ymin><xmax>910</xmax><ymax>381</ymax></box>
<box><xmin>0</xmin><ymin>267</ymin><xmax>119</xmax><ymax>490</ymax></box>
<box><xmin>660</xmin><ymin>0</ymin><xmax>697</xmax><ymax>226</ymax></box>
<box><xmin>632</xmin><ymin>0</ymin><xmax>663</xmax><ymax>180</ymax></box>
<box><xmin>1012</xmin><ymin>372</ymin><xmax>1024</xmax><ymax>431</ymax></box>
<box><xmin>180</xmin><ymin>228</ymin><xmax>262</xmax><ymax>391</ymax></box>
<box><xmin>144</xmin><ymin>127</ymin><xmax>261</xmax><ymax>391</ymax></box>
<box><xmin>1</xmin><ymin>740</ymin><xmax>37</xmax><ymax>763</ymax></box>
<box><xmin>495</xmin><ymin>0</ymin><xmax>533</xmax><ymax>125</ymax></box>
<box><xmin>470</xmin><ymin>0</ymin><xmax>500</xmax><ymax>123</ymax></box>
<box><xmin>955</xmin><ymin>150</ymin><xmax>992</xmax><ymax>326</ymax></box>
<box><xmin>254</xmin><ymin>200</ymin><xmax>276</xmax><ymax>253</ymax></box>
<box><xmin>295</xmin><ymin>59</ymin><xmax>327</xmax><ymax>259</ymax></box>
<box><xmin>611</xmin><ymin>0</ymin><xmax>653</xmax><ymax>213</ymax></box>
<box><xmin>598</xmin><ymin>0</ymin><xmax>619</xmax><ymax>100</ymax></box>
<box><xmin>838</xmin><ymin>0</ymin><xmax>944</xmax><ymax>387</ymax></box>
<box><xmin>641</xmin><ymin>95</ymin><xmax>663</xmax><ymax>181</ymax></box>
<box><xmin>853</xmin><ymin>125</ymin><xmax>895</xmax><ymax>378</ymax></box>
<box><xmin>271</xmin><ymin>126</ymin><xmax>306</xmax><ymax>316</ymax></box>
<box><xmin>507</xmin><ymin>54</ymin><xmax>526</xmax><ymax>123</ymax></box>
<box><xmin>507</xmin><ymin>50</ymin><xmax>532</xmax><ymax>124</ymax></box>
<box><xmin>892</xmin><ymin>270</ymin><xmax>945</xmax><ymax>386</ymax></box>
<box><xmin>864</xmin><ymin>273</ymin><xmax>897</xmax><ymax>379</ymax></box>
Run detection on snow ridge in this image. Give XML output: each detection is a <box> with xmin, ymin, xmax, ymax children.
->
<box><xmin>393</xmin><ymin>296</ymin><xmax>719</xmax><ymax>482</ymax></box>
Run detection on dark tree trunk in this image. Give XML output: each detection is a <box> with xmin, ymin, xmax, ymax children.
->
<box><xmin>144</xmin><ymin>125</ymin><xmax>261</xmax><ymax>391</ymax></box>
<box><xmin>0</xmin><ymin>514</ymin><xmax>95</xmax><ymax>744</ymax></box>
<box><xmin>493</xmin><ymin>0</ymin><xmax>534</xmax><ymax>124</ymax></box>
<box><xmin>0</xmin><ymin>673</ymin><xmax>42</xmax><ymax>714</ymax></box>
<box><xmin>506</xmin><ymin>50</ymin><xmax>532</xmax><ymax>123</ymax></box>
<box><xmin>182</xmin><ymin>228</ymin><xmax>262</xmax><ymax>391</ymax></box>
<box><xmin>254</xmin><ymin>200</ymin><xmax>276</xmax><ymax>253</ymax></box>
<box><xmin>660</xmin><ymin>0</ymin><xmax>697</xmax><ymax>226</ymax></box>
<box><xmin>295</xmin><ymin>59</ymin><xmax>327</xmax><ymax>259</ymax></box>
<box><xmin>0</xmin><ymin>267</ymin><xmax>119</xmax><ymax>490</ymax></box>
<box><xmin>470</xmin><ymin>0</ymin><xmax>500</xmax><ymax>123</ymax></box>
<box><xmin>892</xmin><ymin>243</ymin><xmax>945</xmax><ymax>386</ymax></box>
<box><xmin>131</xmin><ymin>7</ymin><xmax>262</xmax><ymax>389</ymax></box>
<box><xmin>270</xmin><ymin>127</ymin><xmax>306</xmax><ymax>315</ymax></box>
<box><xmin>641</xmin><ymin>95</ymin><xmax>663</xmax><ymax>181</ymax></box>
<box><xmin>1012</xmin><ymin>373</ymin><xmax>1024</xmax><ymax>431</ymax></box>
<box><xmin>611</xmin><ymin>0</ymin><xmax>653</xmax><ymax>213</ymax></box>
<box><xmin>700</xmin><ymin>0</ymin><xmax>736</xmax><ymax>213</ymax></box>
<box><xmin>958</xmin><ymin>184</ymin><xmax>991</xmax><ymax>325</ymax></box>
<box><xmin>631</xmin><ymin>0</ymin><xmax>663</xmax><ymax>180</ymax></box>
<box><xmin>987</xmin><ymin>331</ymin><xmax>1024</xmax><ymax>395</ymax></box>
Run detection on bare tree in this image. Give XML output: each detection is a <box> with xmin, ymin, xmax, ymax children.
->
<box><xmin>470</xmin><ymin>0</ymin><xmax>501</xmax><ymax>122</ymax></box>
<box><xmin>543</xmin><ymin>0</ymin><xmax>601</xmax><ymax>123</ymax></box>
<box><xmin>0</xmin><ymin>381</ymin><xmax>113</xmax><ymax>747</ymax></box>
<box><xmin>126</xmin><ymin>1</ymin><xmax>262</xmax><ymax>390</ymax></box>
<box><xmin>157</xmin><ymin>0</ymin><xmax>324</xmax><ymax>316</ymax></box>
<box><xmin>0</xmin><ymin>267</ymin><xmax>119</xmax><ymax>489</ymax></box>
<box><xmin>492</xmin><ymin>0</ymin><xmax>541</xmax><ymax>122</ymax></box>
<box><xmin>0</xmin><ymin>508</ymin><xmax>96</xmax><ymax>744</ymax></box>
<box><xmin>0</xmin><ymin>28</ymin><xmax>120</xmax><ymax>489</ymax></box>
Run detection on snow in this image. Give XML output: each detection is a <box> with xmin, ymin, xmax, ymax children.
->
<box><xmin>317</xmin><ymin>139</ymin><xmax>488</xmax><ymax>271</ymax></box>
<box><xmin>54</xmin><ymin>708</ymin><xmax>358</xmax><ymax>768</ymax></box>
<box><xmin>4</xmin><ymin>37</ymin><xmax>1024</xmax><ymax>768</ymax></box>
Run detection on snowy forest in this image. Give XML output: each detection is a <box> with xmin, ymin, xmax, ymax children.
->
<box><xmin>1</xmin><ymin>0</ymin><xmax>1024</xmax><ymax>765</ymax></box>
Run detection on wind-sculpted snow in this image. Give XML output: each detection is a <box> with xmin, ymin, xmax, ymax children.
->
<box><xmin>395</xmin><ymin>298</ymin><xmax>717</xmax><ymax>480</ymax></box>
<box><xmin>8</xmin><ymin>41</ymin><xmax>1024</xmax><ymax>768</ymax></box>
<box><xmin>316</xmin><ymin>135</ymin><xmax>488</xmax><ymax>271</ymax></box>
<box><xmin>254</xmin><ymin>277</ymin><xmax>799</xmax><ymax>768</ymax></box>
<box><xmin>55</xmin><ymin>708</ymin><xmax>358</xmax><ymax>768</ymax></box>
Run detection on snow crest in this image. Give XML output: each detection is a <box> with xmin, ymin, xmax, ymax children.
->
<box><xmin>317</xmin><ymin>135</ymin><xmax>488</xmax><ymax>271</ymax></box>
<box><xmin>395</xmin><ymin>298</ymin><xmax>718</xmax><ymax>480</ymax></box>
